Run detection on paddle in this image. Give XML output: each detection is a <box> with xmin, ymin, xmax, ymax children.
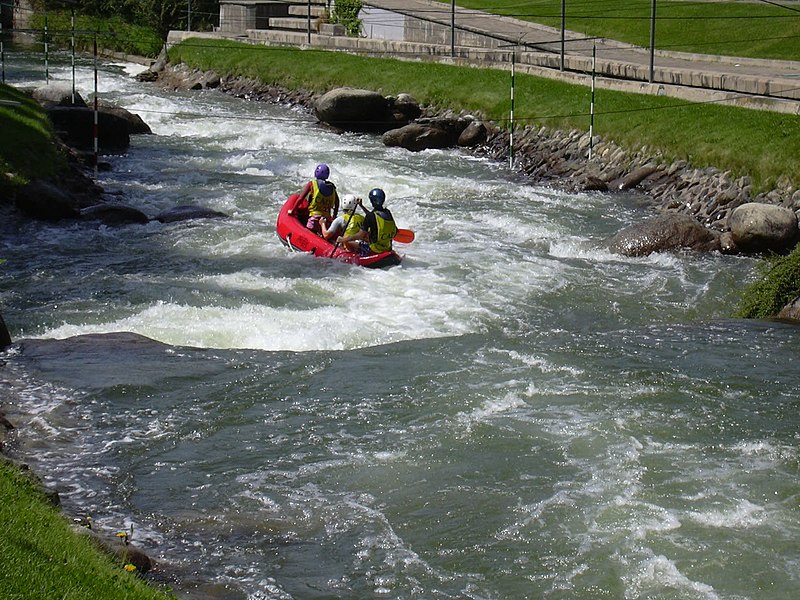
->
<box><xmin>329</xmin><ymin>200</ymin><xmax>361</xmax><ymax>257</ymax></box>
<box><xmin>394</xmin><ymin>228</ymin><xmax>415</xmax><ymax>244</ymax></box>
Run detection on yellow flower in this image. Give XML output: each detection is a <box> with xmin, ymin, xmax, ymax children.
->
<box><xmin>124</xmin><ymin>564</ymin><xmax>137</xmax><ymax>572</ymax></box>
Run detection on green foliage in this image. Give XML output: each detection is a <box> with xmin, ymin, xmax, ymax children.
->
<box><xmin>168</xmin><ymin>39</ymin><xmax>799</xmax><ymax>192</ymax></box>
<box><xmin>0</xmin><ymin>461</ymin><xmax>173</xmax><ymax>599</ymax></box>
<box><xmin>437</xmin><ymin>0</ymin><xmax>800</xmax><ymax>60</ymax></box>
<box><xmin>330</xmin><ymin>0</ymin><xmax>363</xmax><ymax>37</ymax></box>
<box><xmin>735</xmin><ymin>247</ymin><xmax>800</xmax><ymax>318</ymax></box>
<box><xmin>31</xmin><ymin>12</ymin><xmax>164</xmax><ymax>57</ymax></box>
<box><xmin>37</xmin><ymin>0</ymin><xmax>218</xmax><ymax>40</ymax></box>
<box><xmin>0</xmin><ymin>83</ymin><xmax>66</xmax><ymax>194</ymax></box>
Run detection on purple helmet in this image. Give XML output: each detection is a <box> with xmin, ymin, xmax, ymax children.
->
<box><xmin>314</xmin><ymin>163</ymin><xmax>330</xmax><ymax>180</ymax></box>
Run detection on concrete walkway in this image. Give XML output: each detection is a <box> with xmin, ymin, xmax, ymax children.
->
<box><xmin>362</xmin><ymin>0</ymin><xmax>800</xmax><ymax>111</ymax></box>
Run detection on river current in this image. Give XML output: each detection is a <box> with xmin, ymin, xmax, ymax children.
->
<box><xmin>2</xmin><ymin>50</ymin><xmax>799</xmax><ymax>599</ymax></box>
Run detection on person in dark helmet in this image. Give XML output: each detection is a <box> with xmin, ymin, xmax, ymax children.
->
<box><xmin>288</xmin><ymin>163</ymin><xmax>339</xmax><ymax>236</ymax></box>
<box><xmin>338</xmin><ymin>188</ymin><xmax>398</xmax><ymax>255</ymax></box>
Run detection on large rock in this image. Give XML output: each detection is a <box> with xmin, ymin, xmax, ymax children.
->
<box><xmin>382</xmin><ymin>117</ymin><xmax>471</xmax><ymax>152</ymax></box>
<box><xmin>727</xmin><ymin>202</ymin><xmax>799</xmax><ymax>254</ymax></box>
<box><xmin>314</xmin><ymin>88</ymin><xmax>420</xmax><ymax>133</ymax></box>
<box><xmin>97</xmin><ymin>100</ymin><xmax>152</xmax><ymax>135</ymax></box>
<box><xmin>46</xmin><ymin>106</ymin><xmax>131</xmax><ymax>152</ymax></box>
<box><xmin>314</xmin><ymin>88</ymin><xmax>390</xmax><ymax>132</ymax></box>
<box><xmin>80</xmin><ymin>203</ymin><xmax>150</xmax><ymax>226</ymax></box>
<box><xmin>383</xmin><ymin>122</ymin><xmax>453</xmax><ymax>152</ymax></box>
<box><xmin>457</xmin><ymin>119</ymin><xmax>488</xmax><ymax>147</ymax></box>
<box><xmin>154</xmin><ymin>205</ymin><xmax>228</xmax><ymax>223</ymax></box>
<box><xmin>32</xmin><ymin>83</ymin><xmax>87</xmax><ymax>108</ymax></box>
<box><xmin>15</xmin><ymin>179</ymin><xmax>81</xmax><ymax>221</ymax></box>
<box><xmin>390</xmin><ymin>92</ymin><xmax>422</xmax><ymax>122</ymax></box>
<box><xmin>608</xmin><ymin>213</ymin><xmax>721</xmax><ymax>256</ymax></box>
<box><xmin>777</xmin><ymin>297</ymin><xmax>800</xmax><ymax>321</ymax></box>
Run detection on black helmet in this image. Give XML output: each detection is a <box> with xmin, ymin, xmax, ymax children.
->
<box><xmin>368</xmin><ymin>188</ymin><xmax>386</xmax><ymax>208</ymax></box>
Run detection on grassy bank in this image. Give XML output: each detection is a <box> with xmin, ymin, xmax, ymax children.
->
<box><xmin>441</xmin><ymin>0</ymin><xmax>800</xmax><ymax>60</ymax></box>
<box><xmin>168</xmin><ymin>38</ymin><xmax>799</xmax><ymax>192</ymax></box>
<box><xmin>0</xmin><ymin>460</ymin><xmax>172</xmax><ymax>599</ymax></box>
<box><xmin>0</xmin><ymin>83</ymin><xmax>67</xmax><ymax>195</ymax></box>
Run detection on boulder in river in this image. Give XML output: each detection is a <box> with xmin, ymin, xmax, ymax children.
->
<box><xmin>32</xmin><ymin>83</ymin><xmax>87</xmax><ymax>108</ymax></box>
<box><xmin>46</xmin><ymin>106</ymin><xmax>131</xmax><ymax>152</ymax></box>
<box><xmin>314</xmin><ymin>87</ymin><xmax>420</xmax><ymax>133</ymax></box>
<box><xmin>155</xmin><ymin>205</ymin><xmax>228</xmax><ymax>223</ymax></box>
<box><xmin>80</xmin><ymin>203</ymin><xmax>151</xmax><ymax>226</ymax></box>
<box><xmin>96</xmin><ymin>100</ymin><xmax>152</xmax><ymax>135</ymax></box>
<box><xmin>608</xmin><ymin>212</ymin><xmax>721</xmax><ymax>256</ymax></box>
<box><xmin>15</xmin><ymin>179</ymin><xmax>81</xmax><ymax>221</ymax></box>
<box><xmin>382</xmin><ymin>117</ymin><xmax>473</xmax><ymax>152</ymax></box>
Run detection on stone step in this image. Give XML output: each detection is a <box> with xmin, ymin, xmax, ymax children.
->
<box><xmin>288</xmin><ymin>5</ymin><xmax>327</xmax><ymax>18</ymax></box>
<box><xmin>269</xmin><ymin>16</ymin><xmax>319</xmax><ymax>31</ymax></box>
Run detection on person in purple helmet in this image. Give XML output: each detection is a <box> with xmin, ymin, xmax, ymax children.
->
<box><xmin>288</xmin><ymin>163</ymin><xmax>339</xmax><ymax>237</ymax></box>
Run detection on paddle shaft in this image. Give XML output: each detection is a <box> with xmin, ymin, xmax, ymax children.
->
<box><xmin>329</xmin><ymin>202</ymin><xmax>360</xmax><ymax>257</ymax></box>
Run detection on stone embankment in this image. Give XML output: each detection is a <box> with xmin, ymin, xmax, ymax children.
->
<box><xmin>8</xmin><ymin>83</ymin><xmax>229</xmax><ymax>226</ymax></box>
<box><xmin>153</xmin><ymin>61</ymin><xmax>799</xmax><ymax>258</ymax></box>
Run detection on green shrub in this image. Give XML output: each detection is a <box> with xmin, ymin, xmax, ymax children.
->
<box><xmin>330</xmin><ymin>0</ymin><xmax>362</xmax><ymax>37</ymax></box>
<box><xmin>735</xmin><ymin>247</ymin><xmax>800</xmax><ymax>318</ymax></box>
<box><xmin>30</xmin><ymin>12</ymin><xmax>163</xmax><ymax>58</ymax></box>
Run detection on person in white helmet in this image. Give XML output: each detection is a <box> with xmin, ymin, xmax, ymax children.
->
<box><xmin>324</xmin><ymin>194</ymin><xmax>364</xmax><ymax>242</ymax></box>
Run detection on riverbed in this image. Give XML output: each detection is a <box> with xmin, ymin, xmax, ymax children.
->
<box><xmin>2</xmin><ymin>49</ymin><xmax>799</xmax><ymax>600</ymax></box>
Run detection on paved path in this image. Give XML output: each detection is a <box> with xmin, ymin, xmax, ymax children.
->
<box><xmin>363</xmin><ymin>0</ymin><xmax>800</xmax><ymax>108</ymax></box>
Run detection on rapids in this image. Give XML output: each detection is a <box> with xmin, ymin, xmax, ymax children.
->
<box><xmin>2</xmin><ymin>49</ymin><xmax>799</xmax><ymax>600</ymax></box>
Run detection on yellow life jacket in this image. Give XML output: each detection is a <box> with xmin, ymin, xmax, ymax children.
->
<box><xmin>343</xmin><ymin>213</ymin><xmax>364</xmax><ymax>237</ymax></box>
<box><xmin>370</xmin><ymin>211</ymin><xmax>398</xmax><ymax>253</ymax></box>
<box><xmin>308</xmin><ymin>179</ymin><xmax>337</xmax><ymax>217</ymax></box>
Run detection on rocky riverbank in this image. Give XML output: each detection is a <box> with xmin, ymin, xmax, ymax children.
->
<box><xmin>4</xmin><ymin>81</ymin><xmax>230</xmax><ymax>227</ymax></box>
<box><xmin>152</xmin><ymin>61</ymin><xmax>800</xmax><ymax>258</ymax></box>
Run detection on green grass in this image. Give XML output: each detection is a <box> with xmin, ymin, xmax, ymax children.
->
<box><xmin>0</xmin><ymin>83</ymin><xmax>67</xmax><ymax>195</ymax></box>
<box><xmin>735</xmin><ymin>245</ymin><xmax>800</xmax><ymax>318</ymax></box>
<box><xmin>30</xmin><ymin>13</ymin><xmax>164</xmax><ymax>58</ymax></box>
<box><xmin>0</xmin><ymin>460</ymin><xmax>173</xmax><ymax>600</ymax></box>
<box><xmin>169</xmin><ymin>38</ymin><xmax>800</xmax><ymax>191</ymax></box>
<box><xmin>438</xmin><ymin>0</ymin><xmax>800</xmax><ymax>60</ymax></box>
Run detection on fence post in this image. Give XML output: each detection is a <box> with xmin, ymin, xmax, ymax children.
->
<box><xmin>649</xmin><ymin>0</ymin><xmax>656</xmax><ymax>83</ymax></box>
<box><xmin>44</xmin><ymin>12</ymin><xmax>49</xmax><ymax>83</ymax></box>
<box><xmin>93</xmin><ymin>34</ymin><xmax>99</xmax><ymax>179</ymax></box>
<box><xmin>509</xmin><ymin>49</ymin><xmax>515</xmax><ymax>170</ymax></box>
<box><xmin>589</xmin><ymin>43</ymin><xmax>596</xmax><ymax>160</ymax></box>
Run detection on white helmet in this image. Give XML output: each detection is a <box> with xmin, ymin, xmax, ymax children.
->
<box><xmin>341</xmin><ymin>194</ymin><xmax>359</xmax><ymax>212</ymax></box>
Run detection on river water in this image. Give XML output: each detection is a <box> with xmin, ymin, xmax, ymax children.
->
<box><xmin>2</xmin><ymin>50</ymin><xmax>799</xmax><ymax>600</ymax></box>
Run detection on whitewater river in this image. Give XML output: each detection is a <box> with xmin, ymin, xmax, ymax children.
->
<box><xmin>2</xmin><ymin>50</ymin><xmax>799</xmax><ymax>599</ymax></box>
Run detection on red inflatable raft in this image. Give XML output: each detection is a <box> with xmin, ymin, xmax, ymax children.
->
<box><xmin>276</xmin><ymin>194</ymin><xmax>402</xmax><ymax>269</ymax></box>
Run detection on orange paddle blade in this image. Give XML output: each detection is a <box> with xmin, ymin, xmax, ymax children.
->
<box><xmin>394</xmin><ymin>228</ymin><xmax>415</xmax><ymax>243</ymax></box>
